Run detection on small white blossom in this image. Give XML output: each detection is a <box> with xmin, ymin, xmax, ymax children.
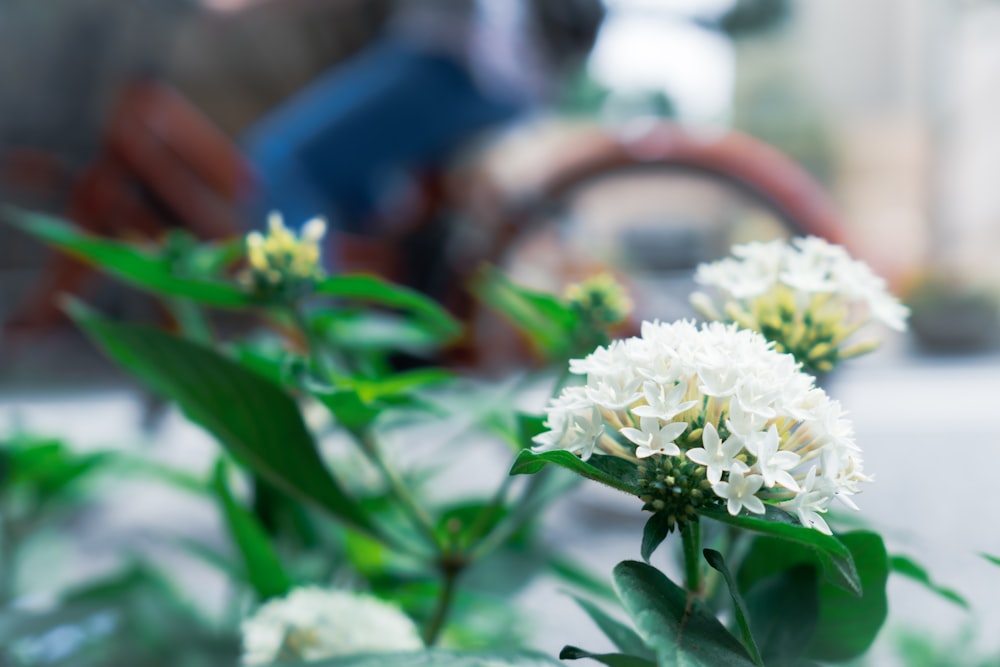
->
<box><xmin>632</xmin><ymin>380</ymin><xmax>698</xmax><ymax>421</ymax></box>
<box><xmin>241</xmin><ymin>588</ymin><xmax>422</xmax><ymax>665</ymax></box>
<box><xmin>712</xmin><ymin>467</ymin><xmax>766</xmax><ymax>516</ymax></box>
<box><xmin>685</xmin><ymin>422</ymin><xmax>744</xmax><ymax>485</ymax></box>
<box><xmin>778</xmin><ymin>466</ymin><xmax>835</xmax><ymax>535</ymax></box>
<box><xmin>749</xmin><ymin>425</ymin><xmax>801</xmax><ymax>491</ymax></box>
<box><xmin>620</xmin><ymin>416</ymin><xmax>686</xmax><ymax>458</ymax></box>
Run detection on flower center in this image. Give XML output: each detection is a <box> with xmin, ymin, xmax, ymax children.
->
<box><xmin>637</xmin><ymin>453</ymin><xmax>719</xmax><ymax>532</ymax></box>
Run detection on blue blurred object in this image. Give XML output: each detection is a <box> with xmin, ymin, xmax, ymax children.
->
<box><xmin>241</xmin><ymin>38</ymin><xmax>522</xmax><ymax>234</ymax></box>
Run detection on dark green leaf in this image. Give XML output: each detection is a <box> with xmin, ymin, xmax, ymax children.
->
<box><xmin>890</xmin><ymin>554</ymin><xmax>968</xmax><ymax>609</ymax></box>
<box><xmin>280</xmin><ymin>648</ymin><xmax>564</xmax><ymax>666</ymax></box>
<box><xmin>571</xmin><ymin>596</ymin><xmax>656</xmax><ymax>661</ymax></box>
<box><xmin>7</xmin><ymin>208</ymin><xmax>251</xmax><ymax>307</ymax></box>
<box><xmin>509</xmin><ymin>450</ymin><xmax>640</xmax><ymax>496</ymax></box>
<box><xmin>312</xmin><ymin>389</ymin><xmax>383</xmax><ymax>433</ymax></box>
<box><xmin>698</xmin><ymin>505</ymin><xmax>861</xmax><ymax>596</ymax></box>
<box><xmin>472</xmin><ymin>265</ymin><xmax>578</xmax><ymax>360</ymax></box>
<box><xmin>559</xmin><ymin>646</ymin><xmax>657</xmax><ymax>667</ymax></box>
<box><xmin>805</xmin><ymin>531</ymin><xmax>889</xmax><ymax>662</ymax></box>
<box><xmin>69</xmin><ymin>302</ymin><xmax>377</xmax><ymax>537</ymax></box>
<box><xmin>613</xmin><ymin>560</ymin><xmax>757</xmax><ymax>667</ymax></box>
<box><xmin>743</xmin><ymin>564</ymin><xmax>819</xmax><ymax>665</ymax></box>
<box><xmin>315</xmin><ymin>274</ymin><xmax>461</xmax><ymax>340</ymax></box>
<box><xmin>703</xmin><ymin>549</ymin><xmax>764</xmax><ymax>666</ymax></box>
<box><xmin>640</xmin><ymin>512</ymin><xmax>671</xmax><ymax>563</ymax></box>
<box><xmin>212</xmin><ymin>462</ymin><xmax>292</xmax><ymax>599</ymax></box>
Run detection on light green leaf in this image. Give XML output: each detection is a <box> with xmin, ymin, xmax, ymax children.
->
<box><xmin>471</xmin><ymin>265</ymin><xmax>578</xmax><ymax>360</ymax></box>
<box><xmin>7</xmin><ymin>208</ymin><xmax>251</xmax><ymax>307</ymax></box>
<box><xmin>559</xmin><ymin>646</ymin><xmax>657</xmax><ymax>667</ymax></box>
<box><xmin>212</xmin><ymin>462</ymin><xmax>292</xmax><ymax>599</ymax></box>
<box><xmin>571</xmin><ymin>596</ymin><xmax>656</xmax><ymax>661</ymax></box>
<box><xmin>613</xmin><ymin>560</ymin><xmax>758</xmax><ymax>667</ymax></box>
<box><xmin>980</xmin><ymin>552</ymin><xmax>1000</xmax><ymax>568</ymax></box>
<box><xmin>890</xmin><ymin>554</ymin><xmax>968</xmax><ymax>609</ymax></box>
<box><xmin>702</xmin><ymin>549</ymin><xmax>764</xmax><ymax>666</ymax></box>
<box><xmin>68</xmin><ymin>302</ymin><xmax>377</xmax><ymax>537</ymax></box>
<box><xmin>315</xmin><ymin>274</ymin><xmax>461</xmax><ymax>340</ymax></box>
<box><xmin>698</xmin><ymin>505</ymin><xmax>861</xmax><ymax>596</ymax></box>
<box><xmin>312</xmin><ymin>310</ymin><xmax>453</xmax><ymax>354</ymax></box>
<box><xmin>548</xmin><ymin>556</ymin><xmax>617</xmax><ymax>602</ymax></box>
<box><xmin>509</xmin><ymin>450</ymin><xmax>641</xmax><ymax>496</ymax></box>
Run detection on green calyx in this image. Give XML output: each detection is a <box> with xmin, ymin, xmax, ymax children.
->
<box><xmin>637</xmin><ymin>453</ymin><xmax>719</xmax><ymax>533</ymax></box>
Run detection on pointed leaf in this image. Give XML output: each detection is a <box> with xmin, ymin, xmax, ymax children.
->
<box><xmin>571</xmin><ymin>596</ymin><xmax>656</xmax><ymax>661</ymax></box>
<box><xmin>890</xmin><ymin>554</ymin><xmax>968</xmax><ymax>609</ymax></box>
<box><xmin>548</xmin><ymin>556</ymin><xmax>617</xmax><ymax>602</ymax></box>
<box><xmin>743</xmin><ymin>564</ymin><xmax>820</xmax><ymax>665</ymax></box>
<box><xmin>703</xmin><ymin>549</ymin><xmax>764</xmax><ymax>666</ymax></box>
<box><xmin>6</xmin><ymin>208</ymin><xmax>251</xmax><ymax>307</ymax></box>
<box><xmin>212</xmin><ymin>462</ymin><xmax>291</xmax><ymax>599</ymax></box>
<box><xmin>805</xmin><ymin>531</ymin><xmax>889</xmax><ymax>662</ymax></box>
<box><xmin>981</xmin><ymin>552</ymin><xmax>1000</xmax><ymax>568</ymax></box>
<box><xmin>509</xmin><ymin>450</ymin><xmax>641</xmax><ymax>496</ymax></box>
<box><xmin>315</xmin><ymin>274</ymin><xmax>461</xmax><ymax>340</ymax></box>
<box><xmin>640</xmin><ymin>512</ymin><xmax>671</xmax><ymax>563</ymax></box>
<box><xmin>697</xmin><ymin>504</ymin><xmax>860</xmax><ymax>595</ymax></box>
<box><xmin>612</xmin><ymin>560</ymin><xmax>758</xmax><ymax>667</ymax></box>
<box><xmin>68</xmin><ymin>302</ymin><xmax>377</xmax><ymax>537</ymax></box>
<box><xmin>559</xmin><ymin>646</ymin><xmax>657</xmax><ymax>667</ymax></box>
<box><xmin>472</xmin><ymin>265</ymin><xmax>578</xmax><ymax>359</ymax></box>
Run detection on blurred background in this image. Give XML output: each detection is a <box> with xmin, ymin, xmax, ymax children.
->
<box><xmin>1</xmin><ymin>0</ymin><xmax>999</xmax><ymax>665</ymax></box>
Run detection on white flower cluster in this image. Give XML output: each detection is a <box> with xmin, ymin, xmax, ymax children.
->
<box><xmin>243</xmin><ymin>212</ymin><xmax>327</xmax><ymax>293</ymax></box>
<box><xmin>691</xmin><ymin>237</ymin><xmax>908</xmax><ymax>372</ymax></box>
<box><xmin>533</xmin><ymin>320</ymin><xmax>869</xmax><ymax>534</ymax></box>
<box><xmin>241</xmin><ymin>587</ymin><xmax>423</xmax><ymax>665</ymax></box>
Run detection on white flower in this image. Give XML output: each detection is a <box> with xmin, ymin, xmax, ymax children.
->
<box><xmin>691</xmin><ymin>236</ymin><xmax>909</xmax><ymax>372</ymax></box>
<box><xmin>242</xmin><ymin>212</ymin><xmax>328</xmax><ymax>292</ymax></box>
<box><xmin>749</xmin><ymin>425</ymin><xmax>800</xmax><ymax>491</ymax></box>
<box><xmin>632</xmin><ymin>380</ymin><xmax>698</xmax><ymax>421</ymax></box>
<box><xmin>531</xmin><ymin>321</ymin><xmax>868</xmax><ymax>532</ymax></box>
<box><xmin>685</xmin><ymin>423</ymin><xmax>744</xmax><ymax>485</ymax></box>
<box><xmin>712</xmin><ymin>467</ymin><xmax>766</xmax><ymax>516</ymax></box>
<box><xmin>620</xmin><ymin>416</ymin><xmax>687</xmax><ymax>458</ymax></box>
<box><xmin>241</xmin><ymin>588</ymin><xmax>422</xmax><ymax>665</ymax></box>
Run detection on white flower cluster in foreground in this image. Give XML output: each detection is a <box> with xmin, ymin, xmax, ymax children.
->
<box><xmin>691</xmin><ymin>237</ymin><xmax>908</xmax><ymax>372</ymax></box>
<box><xmin>533</xmin><ymin>321</ymin><xmax>869</xmax><ymax>534</ymax></box>
<box><xmin>241</xmin><ymin>587</ymin><xmax>423</xmax><ymax>665</ymax></box>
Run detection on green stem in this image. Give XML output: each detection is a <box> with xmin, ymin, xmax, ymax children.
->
<box><xmin>358</xmin><ymin>430</ymin><xmax>442</xmax><ymax>554</ymax></box>
<box><xmin>288</xmin><ymin>303</ymin><xmax>342</xmax><ymax>381</ymax></box>
<box><xmin>680</xmin><ymin>518</ymin><xmax>702</xmax><ymax>596</ymax></box>
<box><xmin>423</xmin><ymin>559</ymin><xmax>463</xmax><ymax>646</ymax></box>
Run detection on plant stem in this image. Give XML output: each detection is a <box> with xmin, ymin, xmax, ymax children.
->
<box><xmin>423</xmin><ymin>559</ymin><xmax>463</xmax><ymax>646</ymax></box>
<box><xmin>680</xmin><ymin>518</ymin><xmax>702</xmax><ymax>596</ymax></box>
<box><xmin>288</xmin><ymin>303</ymin><xmax>342</xmax><ymax>381</ymax></box>
<box><xmin>359</xmin><ymin>430</ymin><xmax>442</xmax><ymax>554</ymax></box>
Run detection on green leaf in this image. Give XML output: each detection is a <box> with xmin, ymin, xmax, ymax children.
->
<box><xmin>548</xmin><ymin>556</ymin><xmax>617</xmax><ymax>602</ymax></box>
<box><xmin>640</xmin><ymin>512</ymin><xmax>671</xmax><ymax>563</ymax></box>
<box><xmin>981</xmin><ymin>552</ymin><xmax>1000</xmax><ymax>568</ymax></box>
<box><xmin>315</xmin><ymin>274</ymin><xmax>461</xmax><ymax>340</ymax></box>
<box><xmin>890</xmin><ymin>554</ymin><xmax>968</xmax><ymax>609</ymax></box>
<box><xmin>612</xmin><ymin>560</ymin><xmax>758</xmax><ymax>667</ymax></box>
<box><xmin>743</xmin><ymin>564</ymin><xmax>820</xmax><ymax>665</ymax></box>
<box><xmin>698</xmin><ymin>505</ymin><xmax>861</xmax><ymax>596</ymax></box>
<box><xmin>211</xmin><ymin>462</ymin><xmax>292</xmax><ymax>599</ymax></box>
<box><xmin>703</xmin><ymin>549</ymin><xmax>764</xmax><ymax>666</ymax></box>
<box><xmin>312</xmin><ymin>389</ymin><xmax>384</xmax><ymax>433</ymax></box>
<box><xmin>571</xmin><ymin>596</ymin><xmax>656</xmax><ymax>661</ymax></box>
<box><xmin>472</xmin><ymin>265</ymin><xmax>578</xmax><ymax>360</ymax></box>
<box><xmin>280</xmin><ymin>649</ymin><xmax>564</xmax><ymax>666</ymax></box>
<box><xmin>312</xmin><ymin>309</ymin><xmax>453</xmax><ymax>355</ymax></box>
<box><xmin>559</xmin><ymin>646</ymin><xmax>657</xmax><ymax>667</ymax></box>
<box><xmin>68</xmin><ymin>302</ymin><xmax>377</xmax><ymax>537</ymax></box>
<box><xmin>516</xmin><ymin>414</ymin><xmax>548</xmax><ymax>451</ymax></box>
<box><xmin>805</xmin><ymin>531</ymin><xmax>889</xmax><ymax>662</ymax></box>
<box><xmin>509</xmin><ymin>450</ymin><xmax>641</xmax><ymax>496</ymax></box>
<box><xmin>6</xmin><ymin>208</ymin><xmax>251</xmax><ymax>307</ymax></box>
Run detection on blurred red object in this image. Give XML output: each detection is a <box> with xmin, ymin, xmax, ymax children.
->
<box><xmin>9</xmin><ymin>81</ymin><xmax>251</xmax><ymax>331</ymax></box>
